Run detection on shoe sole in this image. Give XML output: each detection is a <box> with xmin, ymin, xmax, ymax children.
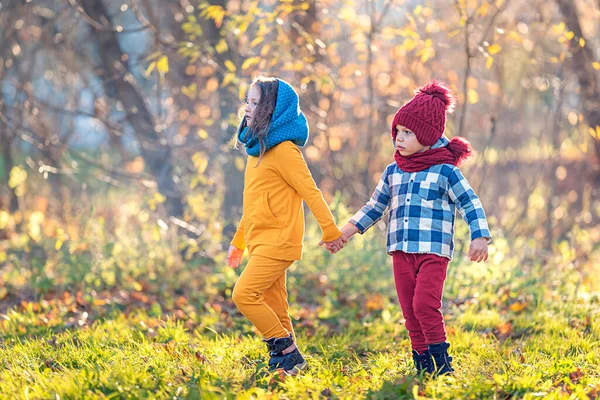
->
<box><xmin>280</xmin><ymin>360</ymin><xmax>308</xmax><ymax>376</ymax></box>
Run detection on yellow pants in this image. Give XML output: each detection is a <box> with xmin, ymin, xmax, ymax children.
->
<box><xmin>232</xmin><ymin>254</ymin><xmax>294</xmax><ymax>339</ymax></box>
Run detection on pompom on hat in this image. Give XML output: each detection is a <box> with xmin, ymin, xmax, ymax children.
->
<box><xmin>391</xmin><ymin>81</ymin><xmax>456</xmax><ymax>146</ymax></box>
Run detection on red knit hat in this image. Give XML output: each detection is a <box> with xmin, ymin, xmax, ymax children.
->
<box><xmin>391</xmin><ymin>81</ymin><xmax>456</xmax><ymax>146</ymax></box>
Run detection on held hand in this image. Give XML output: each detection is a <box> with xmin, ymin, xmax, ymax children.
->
<box><xmin>340</xmin><ymin>223</ymin><xmax>359</xmax><ymax>242</ymax></box>
<box><xmin>468</xmin><ymin>238</ymin><xmax>488</xmax><ymax>263</ymax></box>
<box><xmin>318</xmin><ymin>223</ymin><xmax>359</xmax><ymax>254</ymax></box>
<box><xmin>318</xmin><ymin>236</ymin><xmax>345</xmax><ymax>254</ymax></box>
<box><xmin>226</xmin><ymin>245</ymin><xmax>244</xmax><ymax>268</ymax></box>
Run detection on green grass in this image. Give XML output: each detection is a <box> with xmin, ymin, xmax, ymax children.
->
<box><xmin>1</xmin><ymin>192</ymin><xmax>600</xmax><ymax>398</ymax></box>
<box><xmin>0</xmin><ymin>299</ymin><xmax>598</xmax><ymax>399</ymax></box>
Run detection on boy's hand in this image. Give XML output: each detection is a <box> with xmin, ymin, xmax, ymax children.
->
<box><xmin>468</xmin><ymin>238</ymin><xmax>488</xmax><ymax>262</ymax></box>
<box><xmin>341</xmin><ymin>223</ymin><xmax>360</xmax><ymax>242</ymax></box>
<box><xmin>226</xmin><ymin>245</ymin><xmax>244</xmax><ymax>268</ymax></box>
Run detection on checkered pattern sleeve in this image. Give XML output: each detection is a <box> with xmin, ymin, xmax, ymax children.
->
<box><xmin>349</xmin><ymin>168</ymin><xmax>392</xmax><ymax>233</ymax></box>
<box><xmin>447</xmin><ymin>167</ymin><xmax>491</xmax><ymax>241</ymax></box>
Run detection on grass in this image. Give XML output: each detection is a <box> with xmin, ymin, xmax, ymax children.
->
<box><xmin>1</xmin><ymin>192</ymin><xmax>600</xmax><ymax>398</ymax></box>
<box><xmin>0</xmin><ymin>296</ymin><xmax>598</xmax><ymax>399</ymax></box>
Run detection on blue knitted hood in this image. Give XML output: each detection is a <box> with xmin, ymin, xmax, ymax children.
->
<box><xmin>237</xmin><ymin>79</ymin><xmax>309</xmax><ymax>157</ymax></box>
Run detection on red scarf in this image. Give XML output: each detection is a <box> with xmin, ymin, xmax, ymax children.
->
<box><xmin>394</xmin><ymin>137</ymin><xmax>472</xmax><ymax>172</ymax></box>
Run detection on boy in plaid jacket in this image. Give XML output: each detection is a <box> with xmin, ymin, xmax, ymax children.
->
<box><xmin>326</xmin><ymin>81</ymin><xmax>491</xmax><ymax>376</ymax></box>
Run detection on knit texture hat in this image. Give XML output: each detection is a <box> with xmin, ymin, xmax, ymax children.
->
<box><xmin>391</xmin><ymin>81</ymin><xmax>456</xmax><ymax>146</ymax></box>
<box><xmin>238</xmin><ymin>79</ymin><xmax>308</xmax><ymax>157</ymax></box>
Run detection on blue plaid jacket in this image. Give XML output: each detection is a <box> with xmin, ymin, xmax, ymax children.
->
<box><xmin>350</xmin><ymin>139</ymin><xmax>491</xmax><ymax>260</ymax></box>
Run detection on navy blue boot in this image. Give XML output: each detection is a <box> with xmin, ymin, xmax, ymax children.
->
<box><xmin>263</xmin><ymin>334</ymin><xmax>307</xmax><ymax>376</ymax></box>
<box><xmin>412</xmin><ymin>350</ymin><xmax>433</xmax><ymax>376</ymax></box>
<box><xmin>428</xmin><ymin>342</ymin><xmax>454</xmax><ymax>375</ymax></box>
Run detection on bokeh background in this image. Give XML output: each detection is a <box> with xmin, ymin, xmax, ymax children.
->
<box><xmin>0</xmin><ymin>0</ymin><xmax>599</xmax><ymax>390</ymax></box>
<box><xmin>1</xmin><ymin>0</ymin><xmax>600</xmax><ymax>397</ymax></box>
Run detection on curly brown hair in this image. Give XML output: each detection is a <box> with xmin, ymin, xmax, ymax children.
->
<box><xmin>236</xmin><ymin>76</ymin><xmax>279</xmax><ymax>164</ymax></box>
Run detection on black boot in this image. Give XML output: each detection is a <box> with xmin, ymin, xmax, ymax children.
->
<box><xmin>263</xmin><ymin>334</ymin><xmax>308</xmax><ymax>376</ymax></box>
<box><xmin>412</xmin><ymin>350</ymin><xmax>433</xmax><ymax>376</ymax></box>
<box><xmin>427</xmin><ymin>342</ymin><xmax>454</xmax><ymax>375</ymax></box>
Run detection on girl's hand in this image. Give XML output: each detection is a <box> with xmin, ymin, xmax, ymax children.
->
<box><xmin>318</xmin><ymin>223</ymin><xmax>359</xmax><ymax>253</ymax></box>
<box><xmin>226</xmin><ymin>245</ymin><xmax>244</xmax><ymax>268</ymax></box>
<box><xmin>318</xmin><ymin>237</ymin><xmax>345</xmax><ymax>254</ymax></box>
<box><xmin>469</xmin><ymin>238</ymin><xmax>488</xmax><ymax>262</ymax></box>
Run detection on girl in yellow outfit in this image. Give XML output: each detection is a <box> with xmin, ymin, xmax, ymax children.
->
<box><xmin>226</xmin><ymin>77</ymin><xmax>345</xmax><ymax>375</ymax></box>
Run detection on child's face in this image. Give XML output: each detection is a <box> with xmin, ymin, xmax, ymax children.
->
<box><xmin>244</xmin><ymin>85</ymin><xmax>261</xmax><ymax>127</ymax></box>
<box><xmin>395</xmin><ymin>125</ymin><xmax>430</xmax><ymax>156</ymax></box>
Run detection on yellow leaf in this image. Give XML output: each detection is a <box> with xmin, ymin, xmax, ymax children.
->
<box><xmin>203</xmin><ymin>5</ymin><xmax>225</xmax><ymax>28</ymax></box>
<box><xmin>156</xmin><ymin>56</ymin><xmax>169</xmax><ymax>74</ymax></box>
<box><xmin>55</xmin><ymin>228</ymin><xmax>66</xmax><ymax>251</ymax></box>
<box><xmin>366</xmin><ymin>293</ymin><xmax>385</xmax><ymax>311</ymax></box>
<box><xmin>414</xmin><ymin>5</ymin><xmax>422</xmax><ymax>15</ymax></box>
<box><xmin>381</xmin><ymin>309</ymin><xmax>391</xmax><ymax>322</ymax></box>
<box><xmin>250</xmin><ymin>36</ymin><xmax>263</xmax><ymax>47</ymax></box>
<box><xmin>592</xmin><ymin>62</ymin><xmax>600</xmax><ymax>70</ymax></box>
<box><xmin>403</xmin><ymin>38</ymin><xmax>417</xmax><ymax>52</ymax></box>
<box><xmin>192</xmin><ymin>152</ymin><xmax>208</xmax><ymax>174</ymax></box>
<box><xmin>215</xmin><ymin>39</ymin><xmax>228</xmax><ymax>54</ymax></box>
<box><xmin>493</xmin><ymin>373</ymin><xmax>506</xmax><ymax>385</ymax></box>
<box><xmin>488</xmin><ymin>43</ymin><xmax>501</xmax><ymax>55</ymax></box>
<box><xmin>144</xmin><ymin>61</ymin><xmax>156</xmax><ymax>77</ymax></box>
<box><xmin>241</xmin><ymin>56</ymin><xmax>260</xmax><ymax>70</ymax></box>
<box><xmin>182</xmin><ymin>83</ymin><xmax>197</xmax><ymax>99</ymax></box>
<box><xmin>497</xmin><ymin>321</ymin><xmax>513</xmax><ymax>335</ymax></box>
<box><xmin>508</xmin><ymin>31</ymin><xmax>523</xmax><ymax>43</ymax></box>
<box><xmin>565</xmin><ymin>31</ymin><xmax>574</xmax><ymax>40</ymax></box>
<box><xmin>579</xmin><ymin>38</ymin><xmax>585</xmax><ymax>47</ymax></box>
<box><xmin>553</xmin><ymin>22</ymin><xmax>565</xmax><ymax>34</ymax></box>
<box><xmin>9</xmin><ymin>166</ymin><xmax>27</xmax><ymax>189</ymax></box>
<box><xmin>419</xmin><ymin>47</ymin><xmax>435</xmax><ymax>63</ymax></box>
<box><xmin>586</xmin><ymin>128</ymin><xmax>594</xmax><ymax>138</ymax></box>
<box><xmin>197</xmin><ymin>129</ymin><xmax>208</xmax><ymax>139</ymax></box>
<box><xmin>486</xmin><ymin>56</ymin><xmax>494</xmax><ymax>69</ymax></box>
<box><xmin>509</xmin><ymin>302</ymin><xmax>528</xmax><ymax>312</ymax></box>
<box><xmin>222</xmin><ymin>72</ymin><xmax>235</xmax><ymax>87</ymax></box>
<box><xmin>260</xmin><ymin>44</ymin><xmax>271</xmax><ymax>57</ymax></box>
<box><xmin>224</xmin><ymin>60</ymin><xmax>236</xmax><ymax>72</ymax></box>
<box><xmin>467</xmin><ymin>89</ymin><xmax>479</xmax><ymax>104</ymax></box>
<box><xmin>478</xmin><ymin>2</ymin><xmax>489</xmax><ymax>17</ymax></box>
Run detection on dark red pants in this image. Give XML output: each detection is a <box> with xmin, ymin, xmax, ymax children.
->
<box><xmin>392</xmin><ymin>251</ymin><xmax>449</xmax><ymax>353</ymax></box>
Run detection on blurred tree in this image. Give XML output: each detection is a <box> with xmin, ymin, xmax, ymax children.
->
<box><xmin>80</xmin><ymin>0</ymin><xmax>185</xmax><ymax>218</ymax></box>
<box><xmin>555</xmin><ymin>0</ymin><xmax>600</xmax><ymax>162</ymax></box>
<box><xmin>0</xmin><ymin>1</ymin><xmax>20</xmax><ymax>213</ymax></box>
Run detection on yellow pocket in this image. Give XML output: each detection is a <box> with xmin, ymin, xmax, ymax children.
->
<box><xmin>261</xmin><ymin>192</ymin><xmax>281</xmax><ymax>226</ymax></box>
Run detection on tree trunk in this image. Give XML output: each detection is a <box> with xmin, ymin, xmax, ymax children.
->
<box><xmin>555</xmin><ymin>0</ymin><xmax>600</xmax><ymax>162</ymax></box>
<box><xmin>1</xmin><ymin>133</ymin><xmax>19</xmax><ymax>213</ymax></box>
<box><xmin>200</xmin><ymin>0</ymin><xmax>244</xmax><ymax>229</ymax></box>
<box><xmin>80</xmin><ymin>0</ymin><xmax>184</xmax><ymax>217</ymax></box>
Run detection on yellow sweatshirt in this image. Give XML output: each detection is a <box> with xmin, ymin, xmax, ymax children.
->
<box><xmin>231</xmin><ymin>141</ymin><xmax>342</xmax><ymax>260</ymax></box>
